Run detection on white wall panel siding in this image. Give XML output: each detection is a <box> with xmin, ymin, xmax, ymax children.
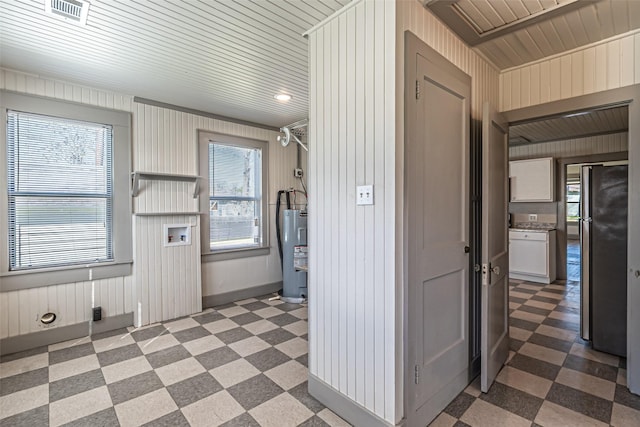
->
<box><xmin>307</xmin><ymin>0</ymin><xmax>397</xmax><ymax>422</ymax></box>
<box><xmin>0</xmin><ymin>278</ymin><xmax>132</xmax><ymax>339</ymax></box>
<box><xmin>307</xmin><ymin>0</ymin><xmax>499</xmax><ymax>423</ymax></box>
<box><xmin>1</xmin><ymin>68</ymin><xmax>297</xmax><ymax>338</ymax></box>
<box><xmin>509</xmin><ymin>132</ymin><xmax>629</xmax><ymax>160</ymax></box>
<box><xmin>500</xmin><ymin>30</ymin><xmax>640</xmax><ymax>111</ymax></box>
<box><xmin>133</xmin><ymin>215</ymin><xmax>201</xmax><ymax>327</ymax></box>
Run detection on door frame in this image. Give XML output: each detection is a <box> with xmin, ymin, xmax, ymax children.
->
<box><xmin>502</xmin><ymin>84</ymin><xmax>640</xmax><ymax>395</ymax></box>
<box><xmin>404</xmin><ymin>31</ymin><xmax>472</xmax><ymax>426</ymax></box>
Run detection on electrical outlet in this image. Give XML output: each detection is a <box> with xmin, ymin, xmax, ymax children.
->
<box><xmin>356</xmin><ymin>185</ymin><xmax>374</xmax><ymax>205</ymax></box>
<box><xmin>528</xmin><ymin>214</ymin><xmax>538</xmax><ymax>222</ymax></box>
<box><xmin>294</xmin><ymin>168</ymin><xmax>303</xmax><ymax>178</ymax></box>
<box><xmin>93</xmin><ymin>306</ymin><xmax>102</xmax><ymax>322</ymax></box>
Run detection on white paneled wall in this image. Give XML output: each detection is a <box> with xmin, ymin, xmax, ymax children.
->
<box><xmin>500</xmin><ymin>30</ymin><xmax>640</xmax><ymax>111</ymax></box>
<box><xmin>510</xmin><ymin>132</ymin><xmax>629</xmax><ymax>160</ymax></box>
<box><xmin>131</xmin><ymin>101</ymin><xmax>298</xmax><ymax>306</ymax></box>
<box><xmin>0</xmin><ymin>276</ymin><xmax>134</xmax><ymax>339</ymax></box>
<box><xmin>308</xmin><ymin>0</ymin><xmax>500</xmax><ymax>424</ymax></box>
<box><xmin>307</xmin><ymin>0</ymin><xmax>397</xmax><ymax>423</ymax></box>
<box><xmin>1</xmin><ymin>70</ymin><xmax>135</xmax><ymax>339</ymax></box>
<box><xmin>1</xmin><ymin>68</ymin><xmax>299</xmax><ymax>338</ymax></box>
<box><xmin>133</xmin><ymin>215</ymin><xmax>201</xmax><ymax>326</ymax></box>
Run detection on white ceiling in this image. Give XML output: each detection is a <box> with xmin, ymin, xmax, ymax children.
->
<box><xmin>426</xmin><ymin>0</ymin><xmax>640</xmax><ymax>70</ymax></box>
<box><xmin>2</xmin><ymin>0</ymin><xmax>639</xmax><ymax>131</ymax></box>
<box><xmin>0</xmin><ymin>0</ymin><xmax>350</xmax><ymax>129</ymax></box>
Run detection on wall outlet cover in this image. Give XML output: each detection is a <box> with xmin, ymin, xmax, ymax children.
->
<box><xmin>528</xmin><ymin>214</ymin><xmax>538</xmax><ymax>221</ymax></box>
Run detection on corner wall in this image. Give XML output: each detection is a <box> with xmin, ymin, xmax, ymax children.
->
<box><xmin>306</xmin><ymin>0</ymin><xmax>397</xmax><ymax>424</ymax></box>
<box><xmin>0</xmin><ymin>68</ymin><xmax>298</xmax><ymax>342</ymax></box>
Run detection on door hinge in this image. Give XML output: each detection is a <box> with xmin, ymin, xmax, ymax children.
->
<box><xmin>481</xmin><ymin>263</ymin><xmax>489</xmax><ymax>286</ymax></box>
<box><xmin>416</xmin><ymin>80</ymin><xmax>421</xmax><ymax>99</ymax></box>
<box><xmin>414</xmin><ymin>365</ymin><xmax>419</xmax><ymax>384</ymax></box>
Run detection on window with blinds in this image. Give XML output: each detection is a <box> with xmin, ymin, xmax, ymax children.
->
<box><xmin>208</xmin><ymin>142</ymin><xmax>262</xmax><ymax>251</ymax></box>
<box><xmin>6</xmin><ymin>110</ymin><xmax>114</xmax><ymax>270</ymax></box>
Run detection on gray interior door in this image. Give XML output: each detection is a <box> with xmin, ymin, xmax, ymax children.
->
<box><xmin>480</xmin><ymin>102</ymin><xmax>510</xmax><ymax>393</ymax></box>
<box><xmin>405</xmin><ymin>32</ymin><xmax>471</xmax><ymax>426</ymax></box>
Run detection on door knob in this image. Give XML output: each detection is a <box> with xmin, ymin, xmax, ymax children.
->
<box><xmin>635</xmin><ymin>270</ymin><xmax>640</xmax><ymax>278</ymax></box>
<box><xmin>491</xmin><ymin>266</ymin><xmax>501</xmax><ymax>275</ymax></box>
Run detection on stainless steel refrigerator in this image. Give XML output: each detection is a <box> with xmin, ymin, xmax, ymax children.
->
<box><xmin>580</xmin><ymin>164</ymin><xmax>628</xmax><ymax>357</ymax></box>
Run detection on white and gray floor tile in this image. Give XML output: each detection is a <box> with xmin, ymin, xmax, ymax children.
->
<box><xmin>431</xmin><ymin>279</ymin><xmax>640</xmax><ymax>427</ymax></box>
<box><xmin>2</xmin><ymin>279</ymin><xmax>639</xmax><ymax>426</ymax></box>
<box><xmin>0</xmin><ymin>296</ymin><xmax>346</xmax><ymax>427</ymax></box>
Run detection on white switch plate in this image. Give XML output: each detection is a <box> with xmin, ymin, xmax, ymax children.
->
<box><xmin>357</xmin><ymin>185</ymin><xmax>374</xmax><ymax>205</ymax></box>
<box><xmin>528</xmin><ymin>214</ymin><xmax>538</xmax><ymax>222</ymax></box>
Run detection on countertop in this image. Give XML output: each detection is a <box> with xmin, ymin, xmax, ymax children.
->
<box><xmin>510</xmin><ymin>223</ymin><xmax>556</xmax><ymax>232</ymax></box>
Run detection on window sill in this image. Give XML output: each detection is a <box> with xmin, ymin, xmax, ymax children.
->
<box><xmin>0</xmin><ymin>261</ymin><xmax>133</xmax><ymax>292</ymax></box>
<box><xmin>202</xmin><ymin>247</ymin><xmax>270</xmax><ymax>262</ymax></box>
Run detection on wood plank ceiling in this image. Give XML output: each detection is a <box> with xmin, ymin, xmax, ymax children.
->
<box><xmin>0</xmin><ymin>0</ymin><xmax>350</xmax><ymax>128</ymax></box>
<box><xmin>2</xmin><ymin>1</ymin><xmax>638</xmax><ymax>132</ymax></box>
<box><xmin>509</xmin><ymin>105</ymin><xmax>629</xmax><ymax>146</ymax></box>
<box><xmin>425</xmin><ymin>0</ymin><xmax>640</xmax><ymax>70</ymax></box>
<box><xmin>425</xmin><ymin>0</ymin><xmax>638</xmax><ymax>146</ymax></box>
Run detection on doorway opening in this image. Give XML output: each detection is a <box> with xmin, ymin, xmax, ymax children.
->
<box><xmin>565</xmin><ymin>170</ymin><xmax>580</xmax><ymax>283</ymax></box>
<box><xmin>494</xmin><ymin>83</ymin><xmax>640</xmax><ymax>401</ymax></box>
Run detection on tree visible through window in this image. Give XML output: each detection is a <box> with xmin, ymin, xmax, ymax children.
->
<box><xmin>208</xmin><ymin>143</ymin><xmax>262</xmax><ymax>250</ymax></box>
<box><xmin>7</xmin><ymin>111</ymin><xmax>113</xmax><ymax>269</ymax></box>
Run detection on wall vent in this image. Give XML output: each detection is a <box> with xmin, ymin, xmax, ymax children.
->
<box><xmin>45</xmin><ymin>0</ymin><xmax>90</xmax><ymax>25</ymax></box>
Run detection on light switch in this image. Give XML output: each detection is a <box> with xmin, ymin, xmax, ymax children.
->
<box><xmin>357</xmin><ymin>185</ymin><xmax>374</xmax><ymax>205</ymax></box>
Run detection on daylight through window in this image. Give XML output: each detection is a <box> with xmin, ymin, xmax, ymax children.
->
<box><xmin>7</xmin><ymin>111</ymin><xmax>113</xmax><ymax>270</ymax></box>
<box><xmin>208</xmin><ymin>142</ymin><xmax>263</xmax><ymax>251</ymax></box>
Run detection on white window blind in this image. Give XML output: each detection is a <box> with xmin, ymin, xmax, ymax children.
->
<box><xmin>7</xmin><ymin>110</ymin><xmax>113</xmax><ymax>270</ymax></box>
<box><xmin>208</xmin><ymin>143</ymin><xmax>262</xmax><ymax>251</ymax></box>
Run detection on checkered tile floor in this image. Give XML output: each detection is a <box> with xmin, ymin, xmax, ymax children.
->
<box><xmin>0</xmin><ymin>295</ymin><xmax>349</xmax><ymax>427</ymax></box>
<box><xmin>3</xmin><ymin>281</ymin><xmax>640</xmax><ymax>427</ymax></box>
<box><xmin>430</xmin><ymin>279</ymin><xmax>640</xmax><ymax>427</ymax></box>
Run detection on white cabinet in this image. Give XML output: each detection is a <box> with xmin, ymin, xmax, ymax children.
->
<box><xmin>509</xmin><ymin>230</ymin><xmax>556</xmax><ymax>284</ymax></box>
<box><xmin>509</xmin><ymin>157</ymin><xmax>554</xmax><ymax>202</ymax></box>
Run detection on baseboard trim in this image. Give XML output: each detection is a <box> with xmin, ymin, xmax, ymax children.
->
<box><xmin>202</xmin><ymin>281</ymin><xmax>282</xmax><ymax>308</ymax></box>
<box><xmin>0</xmin><ymin>312</ymin><xmax>133</xmax><ymax>356</ymax></box>
<box><xmin>308</xmin><ymin>374</ymin><xmax>393</xmax><ymax>427</ymax></box>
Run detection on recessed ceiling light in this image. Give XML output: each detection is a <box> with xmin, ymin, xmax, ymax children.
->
<box><xmin>274</xmin><ymin>94</ymin><xmax>292</xmax><ymax>102</ymax></box>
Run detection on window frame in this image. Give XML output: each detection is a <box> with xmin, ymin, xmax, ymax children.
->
<box><xmin>1</xmin><ymin>91</ymin><xmax>132</xmax><ymax>291</ymax></box>
<box><xmin>198</xmin><ymin>131</ymin><xmax>269</xmax><ymax>262</ymax></box>
<box><xmin>566</xmin><ymin>181</ymin><xmax>581</xmax><ymax>222</ymax></box>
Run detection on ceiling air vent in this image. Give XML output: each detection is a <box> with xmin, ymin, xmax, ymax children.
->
<box><xmin>45</xmin><ymin>0</ymin><xmax>90</xmax><ymax>25</ymax></box>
